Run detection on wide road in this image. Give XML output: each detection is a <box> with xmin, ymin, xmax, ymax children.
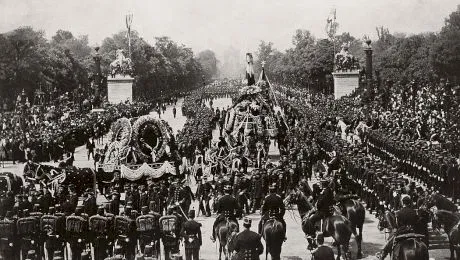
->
<box><xmin>1</xmin><ymin>98</ymin><xmax>450</xmax><ymax>260</ymax></box>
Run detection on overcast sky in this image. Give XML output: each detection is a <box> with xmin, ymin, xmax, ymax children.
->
<box><xmin>0</xmin><ymin>0</ymin><xmax>458</xmax><ymax>59</ymax></box>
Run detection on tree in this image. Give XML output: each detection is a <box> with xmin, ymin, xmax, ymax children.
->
<box><xmin>255</xmin><ymin>41</ymin><xmax>275</xmax><ymax>74</ymax></box>
<box><xmin>197</xmin><ymin>49</ymin><xmax>219</xmax><ymax>81</ymax></box>
<box><xmin>431</xmin><ymin>5</ymin><xmax>460</xmax><ymax>79</ymax></box>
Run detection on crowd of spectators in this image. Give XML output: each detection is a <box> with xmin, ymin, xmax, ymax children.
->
<box><xmin>275</xmin><ymin>78</ymin><xmax>460</xmax><ymax>203</ymax></box>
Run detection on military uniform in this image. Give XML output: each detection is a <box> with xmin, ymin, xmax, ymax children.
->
<box><xmin>258</xmin><ymin>187</ymin><xmax>286</xmax><ymax>238</ymax></box>
<box><xmin>380</xmin><ymin>198</ymin><xmax>418</xmax><ymax>259</ymax></box>
<box><xmin>196</xmin><ymin>178</ymin><xmax>213</xmax><ymax>217</ymax></box>
<box><xmin>0</xmin><ymin>213</ymin><xmax>17</xmax><ymax>260</ymax></box>
<box><xmin>212</xmin><ymin>187</ymin><xmax>239</xmax><ymax>241</ymax></box>
<box><xmin>66</xmin><ymin>209</ymin><xmax>88</xmax><ymax>260</ymax></box>
<box><xmin>249</xmin><ymin>175</ymin><xmax>263</xmax><ymax>213</ymax></box>
<box><xmin>89</xmin><ymin>208</ymin><xmax>110</xmax><ymax>260</ymax></box>
<box><xmin>181</xmin><ymin>210</ymin><xmax>202</xmax><ymax>260</ymax></box>
<box><xmin>230</xmin><ymin>219</ymin><xmax>263</xmax><ymax>260</ymax></box>
<box><xmin>309</xmin><ymin>185</ymin><xmax>334</xmax><ymax>225</ymax></box>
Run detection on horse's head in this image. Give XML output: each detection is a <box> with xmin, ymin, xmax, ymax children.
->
<box><xmin>285</xmin><ymin>188</ymin><xmax>301</xmax><ymax>205</ymax></box>
<box><xmin>423</xmin><ymin>194</ymin><xmax>436</xmax><ymax>209</ymax></box>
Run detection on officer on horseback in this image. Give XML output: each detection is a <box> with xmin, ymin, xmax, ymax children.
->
<box><xmin>258</xmin><ymin>183</ymin><xmax>287</xmax><ymax>241</ymax></box>
<box><xmin>379</xmin><ymin>195</ymin><xmax>418</xmax><ymax>260</ymax></box>
<box><xmin>211</xmin><ymin>185</ymin><xmax>239</xmax><ymax>243</ymax></box>
<box><xmin>309</xmin><ymin>180</ymin><xmax>334</xmax><ymax>226</ymax></box>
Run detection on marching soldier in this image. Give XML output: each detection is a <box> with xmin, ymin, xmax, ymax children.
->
<box><xmin>249</xmin><ymin>173</ymin><xmax>263</xmax><ymax>213</ymax></box>
<box><xmin>196</xmin><ymin>176</ymin><xmax>213</xmax><ymax>217</ymax></box>
<box><xmin>160</xmin><ymin>206</ymin><xmax>183</xmax><ymax>260</ymax></box>
<box><xmin>136</xmin><ymin>206</ymin><xmax>161</xmax><ymax>254</ymax></box>
<box><xmin>109</xmin><ymin>192</ymin><xmax>120</xmax><ymax>216</ymax></box>
<box><xmin>258</xmin><ymin>184</ymin><xmax>287</xmax><ymax>241</ymax></box>
<box><xmin>181</xmin><ymin>210</ymin><xmax>202</xmax><ymax>260</ymax></box>
<box><xmin>66</xmin><ymin>206</ymin><xmax>88</xmax><ymax>260</ymax></box>
<box><xmin>115</xmin><ymin>206</ymin><xmax>137</xmax><ymax>260</ymax></box>
<box><xmin>211</xmin><ymin>185</ymin><xmax>239</xmax><ymax>242</ymax></box>
<box><xmin>89</xmin><ymin>206</ymin><xmax>110</xmax><ymax>260</ymax></box>
<box><xmin>41</xmin><ymin>207</ymin><xmax>65</xmax><ymax>260</ymax></box>
<box><xmin>0</xmin><ymin>211</ymin><xmax>17</xmax><ymax>260</ymax></box>
<box><xmin>229</xmin><ymin>217</ymin><xmax>263</xmax><ymax>260</ymax></box>
<box><xmin>83</xmin><ymin>188</ymin><xmax>97</xmax><ymax>217</ymax></box>
<box><xmin>17</xmin><ymin>209</ymin><xmax>40</xmax><ymax>260</ymax></box>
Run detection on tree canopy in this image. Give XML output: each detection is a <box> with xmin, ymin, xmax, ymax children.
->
<box><xmin>0</xmin><ymin>27</ymin><xmax>206</xmax><ymax>106</ymax></box>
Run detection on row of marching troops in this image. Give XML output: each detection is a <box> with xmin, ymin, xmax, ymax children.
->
<box><xmin>0</xmin><ymin>188</ymin><xmax>201</xmax><ymax>260</ymax></box>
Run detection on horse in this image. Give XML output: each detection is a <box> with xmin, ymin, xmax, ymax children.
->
<box><xmin>378</xmin><ymin>207</ymin><xmax>430</xmax><ymax>246</ymax></box>
<box><xmin>433</xmin><ymin>210</ymin><xmax>460</xmax><ymax>260</ymax></box>
<box><xmin>262</xmin><ymin>217</ymin><xmax>285</xmax><ymax>260</ymax></box>
<box><xmin>215</xmin><ymin>218</ymin><xmax>239</xmax><ymax>260</ymax></box>
<box><xmin>425</xmin><ymin>193</ymin><xmax>459</xmax><ymax>212</ymax></box>
<box><xmin>337</xmin><ymin>198</ymin><xmax>366</xmax><ymax>258</ymax></box>
<box><xmin>390</xmin><ymin>235</ymin><xmax>429</xmax><ymax>260</ymax></box>
<box><xmin>285</xmin><ymin>189</ymin><xmax>353</xmax><ymax>260</ymax></box>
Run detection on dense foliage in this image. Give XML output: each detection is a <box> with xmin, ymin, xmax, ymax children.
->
<box><xmin>255</xmin><ymin>5</ymin><xmax>460</xmax><ymax>92</ymax></box>
<box><xmin>0</xmin><ymin>28</ymin><xmax>210</xmax><ymax>108</ymax></box>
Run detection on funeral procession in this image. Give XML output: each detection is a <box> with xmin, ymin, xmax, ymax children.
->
<box><xmin>1</xmin><ymin>1</ymin><xmax>460</xmax><ymax>260</ymax></box>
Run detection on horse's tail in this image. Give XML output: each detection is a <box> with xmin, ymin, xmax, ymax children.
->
<box><xmin>264</xmin><ymin>220</ymin><xmax>284</xmax><ymax>260</ymax></box>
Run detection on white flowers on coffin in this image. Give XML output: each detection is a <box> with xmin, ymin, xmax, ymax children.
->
<box><xmin>120</xmin><ymin>161</ymin><xmax>175</xmax><ymax>181</ymax></box>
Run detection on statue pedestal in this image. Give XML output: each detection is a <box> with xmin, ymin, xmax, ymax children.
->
<box><xmin>332</xmin><ymin>71</ymin><xmax>359</xmax><ymax>99</ymax></box>
<box><xmin>107</xmin><ymin>74</ymin><xmax>133</xmax><ymax>104</ymax></box>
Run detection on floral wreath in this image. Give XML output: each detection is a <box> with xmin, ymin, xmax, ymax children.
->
<box><xmin>110</xmin><ymin>117</ymin><xmax>132</xmax><ymax>147</ymax></box>
<box><xmin>131</xmin><ymin>115</ymin><xmax>171</xmax><ymax>160</ymax></box>
<box><xmin>103</xmin><ymin>141</ymin><xmax>122</xmax><ymax>164</ymax></box>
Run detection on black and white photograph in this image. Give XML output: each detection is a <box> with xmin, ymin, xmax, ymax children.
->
<box><xmin>0</xmin><ymin>0</ymin><xmax>460</xmax><ymax>259</ymax></box>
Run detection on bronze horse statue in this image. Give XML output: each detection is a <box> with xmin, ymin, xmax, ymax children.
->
<box><xmin>433</xmin><ymin>209</ymin><xmax>460</xmax><ymax>260</ymax></box>
<box><xmin>285</xmin><ymin>189</ymin><xmax>353</xmax><ymax>260</ymax></box>
<box><xmin>262</xmin><ymin>216</ymin><xmax>285</xmax><ymax>260</ymax></box>
<box><xmin>215</xmin><ymin>218</ymin><xmax>238</xmax><ymax>260</ymax></box>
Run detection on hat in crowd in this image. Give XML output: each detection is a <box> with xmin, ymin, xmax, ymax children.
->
<box><xmin>401</xmin><ymin>195</ymin><xmax>412</xmax><ymax>206</ymax></box>
<box><xmin>188</xmin><ymin>209</ymin><xmax>195</xmax><ymax>218</ymax></box>
<box><xmin>316</xmin><ymin>232</ymin><xmax>325</xmax><ymax>242</ymax></box>
<box><xmin>243</xmin><ymin>217</ymin><xmax>252</xmax><ymax>226</ymax></box>
<box><xmin>144</xmin><ymin>245</ymin><xmax>153</xmax><ymax>256</ymax></box>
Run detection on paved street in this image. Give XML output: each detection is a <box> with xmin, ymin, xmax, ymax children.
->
<box><xmin>1</xmin><ymin>98</ymin><xmax>450</xmax><ymax>260</ymax></box>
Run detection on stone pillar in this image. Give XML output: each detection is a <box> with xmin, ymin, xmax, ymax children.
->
<box><xmin>364</xmin><ymin>39</ymin><xmax>374</xmax><ymax>99</ymax></box>
<box><xmin>364</xmin><ymin>40</ymin><xmax>373</xmax><ymax>83</ymax></box>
